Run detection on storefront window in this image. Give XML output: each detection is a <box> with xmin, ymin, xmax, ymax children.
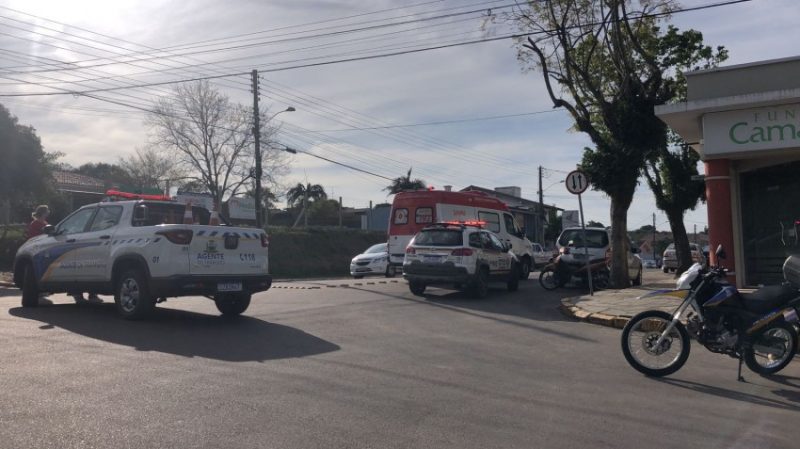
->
<box><xmin>740</xmin><ymin>161</ymin><xmax>800</xmax><ymax>285</ymax></box>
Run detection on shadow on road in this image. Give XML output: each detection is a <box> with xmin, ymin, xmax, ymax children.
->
<box><xmin>657</xmin><ymin>378</ymin><xmax>800</xmax><ymax>411</ymax></box>
<box><xmin>348</xmin><ymin>283</ymin><xmax>595</xmax><ymax>343</ymax></box>
<box><xmin>9</xmin><ymin>303</ymin><xmax>340</xmax><ymax>362</ymax></box>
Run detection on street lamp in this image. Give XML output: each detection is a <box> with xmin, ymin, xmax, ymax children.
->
<box><xmin>255</xmin><ymin>106</ymin><xmax>295</xmax><ymax>228</ymax></box>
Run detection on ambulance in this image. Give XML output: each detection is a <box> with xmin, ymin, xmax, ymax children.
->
<box><xmin>388</xmin><ymin>189</ymin><xmax>535</xmax><ymax>279</ymax></box>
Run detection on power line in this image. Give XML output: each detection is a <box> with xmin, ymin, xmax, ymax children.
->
<box><xmin>305</xmin><ymin>109</ymin><xmax>559</xmax><ymax>132</ymax></box>
<box><xmin>0</xmin><ymin>0</ymin><xmax>753</xmax><ymax>98</ymax></box>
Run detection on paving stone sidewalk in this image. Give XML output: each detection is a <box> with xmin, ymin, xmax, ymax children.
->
<box><xmin>560</xmin><ymin>270</ymin><xmax>682</xmax><ymax>329</ymax></box>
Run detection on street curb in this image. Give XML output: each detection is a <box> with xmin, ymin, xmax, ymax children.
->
<box><xmin>0</xmin><ymin>281</ymin><xmax>15</xmax><ymax>288</ymax></box>
<box><xmin>559</xmin><ymin>297</ymin><xmax>630</xmax><ymax>329</ymax></box>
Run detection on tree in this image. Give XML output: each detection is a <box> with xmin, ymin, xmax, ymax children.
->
<box><xmin>119</xmin><ymin>146</ymin><xmax>186</xmax><ymax>192</ymax></box>
<box><xmin>308</xmin><ymin>199</ymin><xmax>341</xmax><ymax>226</ymax></box>
<box><xmin>0</xmin><ymin>104</ymin><xmax>59</xmax><ymax>228</ymax></box>
<box><xmin>385</xmin><ymin>168</ymin><xmax>426</xmax><ymax>194</ymax></box>
<box><xmin>637</xmin><ymin>224</ymin><xmax>655</xmax><ymax>232</ymax></box>
<box><xmin>73</xmin><ymin>162</ymin><xmax>136</xmax><ymax>189</ymax></box>
<box><xmin>495</xmin><ymin>0</ymin><xmax>721</xmax><ymax>287</ymax></box>
<box><xmin>642</xmin><ymin>27</ymin><xmax>727</xmax><ymax>275</ymax></box>
<box><xmin>286</xmin><ymin>183</ymin><xmax>327</xmax><ymax>208</ymax></box>
<box><xmin>146</xmin><ymin>80</ymin><xmax>289</xmax><ymax>205</ymax></box>
<box><xmin>587</xmin><ymin>220</ymin><xmax>605</xmax><ymax>228</ymax></box>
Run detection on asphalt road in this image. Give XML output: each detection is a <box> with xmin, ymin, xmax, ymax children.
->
<box><xmin>0</xmin><ymin>272</ymin><xmax>797</xmax><ymax>449</ymax></box>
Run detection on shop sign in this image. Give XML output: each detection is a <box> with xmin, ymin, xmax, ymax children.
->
<box><xmin>703</xmin><ymin>104</ymin><xmax>800</xmax><ymax>156</ymax></box>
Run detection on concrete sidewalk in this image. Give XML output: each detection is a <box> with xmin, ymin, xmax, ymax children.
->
<box><xmin>560</xmin><ymin>270</ymin><xmax>683</xmax><ymax>329</ymax></box>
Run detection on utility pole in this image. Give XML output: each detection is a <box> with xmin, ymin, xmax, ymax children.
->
<box><xmin>303</xmin><ymin>186</ymin><xmax>309</xmax><ymax>227</ymax></box>
<box><xmin>538</xmin><ymin>166</ymin><xmax>544</xmax><ymax>244</ymax></box>
<box><xmin>694</xmin><ymin>224</ymin><xmax>697</xmax><ymax>244</ymax></box>
<box><xmin>251</xmin><ymin>69</ymin><xmax>263</xmax><ymax>229</ymax></box>
<box><xmin>338</xmin><ymin>196</ymin><xmax>343</xmax><ymax>228</ymax></box>
<box><xmin>652</xmin><ymin>213</ymin><xmax>657</xmax><ymax>262</ymax></box>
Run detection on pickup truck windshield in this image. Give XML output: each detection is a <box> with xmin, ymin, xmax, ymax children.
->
<box><xmin>132</xmin><ymin>203</ymin><xmax>212</xmax><ymax>226</ymax></box>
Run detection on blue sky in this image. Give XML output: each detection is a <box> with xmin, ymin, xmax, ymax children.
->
<box><xmin>1</xmin><ymin>0</ymin><xmax>797</xmax><ymax>233</ymax></box>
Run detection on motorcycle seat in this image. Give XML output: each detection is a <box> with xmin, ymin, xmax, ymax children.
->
<box><xmin>739</xmin><ymin>283</ymin><xmax>798</xmax><ymax>314</ymax></box>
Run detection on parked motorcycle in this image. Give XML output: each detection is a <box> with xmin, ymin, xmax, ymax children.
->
<box><xmin>621</xmin><ymin>245</ymin><xmax>800</xmax><ymax>380</ymax></box>
<box><xmin>539</xmin><ymin>252</ymin><xmax>610</xmax><ymax>290</ymax></box>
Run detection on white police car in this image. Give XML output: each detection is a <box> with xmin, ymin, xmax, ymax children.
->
<box><xmin>403</xmin><ymin>222</ymin><xmax>519</xmax><ymax>298</ymax></box>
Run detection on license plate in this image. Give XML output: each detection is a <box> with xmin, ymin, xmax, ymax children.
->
<box><xmin>217</xmin><ymin>281</ymin><xmax>242</xmax><ymax>292</ymax></box>
<box><xmin>423</xmin><ymin>255</ymin><xmax>443</xmax><ymax>263</ymax></box>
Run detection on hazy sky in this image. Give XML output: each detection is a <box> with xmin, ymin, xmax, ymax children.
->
<box><xmin>0</xmin><ymin>0</ymin><xmax>797</xmax><ymax>232</ymax></box>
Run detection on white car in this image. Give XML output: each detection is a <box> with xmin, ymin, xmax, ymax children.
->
<box><xmin>556</xmin><ymin>227</ymin><xmax>643</xmax><ymax>285</ymax></box>
<box><xmin>531</xmin><ymin>242</ymin><xmax>552</xmax><ymax>268</ymax></box>
<box><xmin>403</xmin><ymin>222</ymin><xmax>519</xmax><ymax>298</ymax></box>
<box><xmin>350</xmin><ymin>243</ymin><xmax>395</xmax><ymax>278</ymax></box>
<box><xmin>13</xmin><ymin>200</ymin><xmax>271</xmax><ymax>319</ymax></box>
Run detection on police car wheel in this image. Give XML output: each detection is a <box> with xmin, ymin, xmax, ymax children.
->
<box><xmin>409</xmin><ymin>281</ymin><xmax>426</xmax><ymax>296</ymax></box>
<box><xmin>471</xmin><ymin>267</ymin><xmax>490</xmax><ymax>299</ymax></box>
<box><xmin>507</xmin><ymin>265</ymin><xmax>520</xmax><ymax>292</ymax></box>
<box><xmin>385</xmin><ymin>265</ymin><xmax>396</xmax><ymax>278</ymax></box>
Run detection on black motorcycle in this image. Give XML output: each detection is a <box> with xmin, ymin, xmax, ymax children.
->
<box><xmin>621</xmin><ymin>245</ymin><xmax>800</xmax><ymax>380</ymax></box>
<box><xmin>539</xmin><ymin>252</ymin><xmax>610</xmax><ymax>290</ymax></box>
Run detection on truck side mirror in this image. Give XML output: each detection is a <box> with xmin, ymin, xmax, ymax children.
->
<box><xmin>715</xmin><ymin>244</ymin><xmax>726</xmax><ymax>260</ymax></box>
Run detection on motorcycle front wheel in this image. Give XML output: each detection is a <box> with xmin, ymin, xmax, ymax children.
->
<box><xmin>621</xmin><ymin>310</ymin><xmax>691</xmax><ymax>377</ymax></box>
<box><xmin>744</xmin><ymin>321</ymin><xmax>797</xmax><ymax>376</ymax></box>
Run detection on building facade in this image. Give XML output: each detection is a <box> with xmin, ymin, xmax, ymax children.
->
<box><xmin>656</xmin><ymin>56</ymin><xmax>800</xmax><ymax>287</ymax></box>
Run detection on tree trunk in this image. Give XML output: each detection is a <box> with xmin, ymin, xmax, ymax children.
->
<box><xmin>666</xmin><ymin>208</ymin><xmax>692</xmax><ymax>276</ymax></box>
<box><xmin>609</xmin><ymin>196</ymin><xmax>631</xmax><ymax>288</ymax></box>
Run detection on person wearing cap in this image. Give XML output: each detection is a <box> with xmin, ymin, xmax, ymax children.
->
<box><xmin>25</xmin><ymin>205</ymin><xmax>50</xmax><ymax>240</ymax></box>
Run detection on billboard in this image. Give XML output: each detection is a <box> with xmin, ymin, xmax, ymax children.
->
<box><xmin>228</xmin><ymin>197</ymin><xmax>257</xmax><ymax>221</ymax></box>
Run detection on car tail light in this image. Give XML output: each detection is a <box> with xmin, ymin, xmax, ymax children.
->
<box><xmin>405</xmin><ymin>246</ymin><xmax>416</xmax><ymax>255</ymax></box>
<box><xmin>451</xmin><ymin>248</ymin><xmax>473</xmax><ymax>256</ymax></box>
<box><xmin>156</xmin><ymin>229</ymin><xmax>193</xmax><ymax>245</ymax></box>
<box><xmin>260</xmin><ymin>233</ymin><xmax>269</xmax><ymax>248</ymax></box>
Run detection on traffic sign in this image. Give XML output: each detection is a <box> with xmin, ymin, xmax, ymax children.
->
<box><xmin>565</xmin><ymin>170</ymin><xmax>589</xmax><ymax>195</ymax></box>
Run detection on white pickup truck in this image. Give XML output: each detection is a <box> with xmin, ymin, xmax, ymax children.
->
<box><xmin>13</xmin><ymin>200</ymin><xmax>272</xmax><ymax>319</ymax></box>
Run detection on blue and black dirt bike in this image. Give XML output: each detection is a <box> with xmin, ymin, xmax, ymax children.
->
<box><xmin>621</xmin><ymin>245</ymin><xmax>800</xmax><ymax>381</ymax></box>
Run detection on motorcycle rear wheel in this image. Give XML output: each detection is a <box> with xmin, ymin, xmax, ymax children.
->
<box><xmin>744</xmin><ymin>321</ymin><xmax>797</xmax><ymax>376</ymax></box>
<box><xmin>621</xmin><ymin>310</ymin><xmax>691</xmax><ymax>377</ymax></box>
<box><xmin>539</xmin><ymin>268</ymin><xmax>560</xmax><ymax>290</ymax></box>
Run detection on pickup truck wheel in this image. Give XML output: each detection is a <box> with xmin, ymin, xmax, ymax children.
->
<box><xmin>215</xmin><ymin>293</ymin><xmax>251</xmax><ymax>316</ymax></box>
<box><xmin>115</xmin><ymin>269</ymin><xmax>155</xmax><ymax>320</ymax></box>
<box><xmin>21</xmin><ymin>263</ymin><xmax>39</xmax><ymax>308</ymax></box>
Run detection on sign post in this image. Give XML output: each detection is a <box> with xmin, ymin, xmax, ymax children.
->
<box><xmin>565</xmin><ymin>170</ymin><xmax>593</xmax><ymax>296</ymax></box>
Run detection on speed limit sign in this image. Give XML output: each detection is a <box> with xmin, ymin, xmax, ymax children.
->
<box><xmin>565</xmin><ymin>170</ymin><xmax>589</xmax><ymax>195</ymax></box>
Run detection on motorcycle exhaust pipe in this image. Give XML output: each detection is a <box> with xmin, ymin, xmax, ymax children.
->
<box><xmin>752</xmin><ymin>342</ymin><xmax>787</xmax><ymax>357</ymax></box>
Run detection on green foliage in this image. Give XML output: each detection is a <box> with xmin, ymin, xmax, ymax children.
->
<box><xmin>498</xmin><ymin>0</ymin><xmax>723</xmax><ymax>287</ymax></box>
<box><xmin>586</xmin><ymin>220</ymin><xmax>605</xmax><ymax>228</ymax></box>
<box><xmin>638</xmin><ymin>224</ymin><xmax>655</xmax><ymax>232</ymax></box>
<box><xmin>308</xmin><ymin>199</ymin><xmax>341</xmax><ymax>226</ymax></box>
<box><xmin>286</xmin><ymin>183</ymin><xmax>327</xmax><ymax>208</ymax></box>
<box><xmin>268</xmin><ymin>227</ymin><xmax>386</xmax><ymax>278</ymax></box>
<box><xmin>0</xmin><ymin>104</ymin><xmax>60</xmax><ymax>223</ymax></box>
<box><xmin>74</xmin><ymin>162</ymin><xmax>137</xmax><ymax>189</ymax></box>
<box><xmin>385</xmin><ymin>168</ymin><xmax>426</xmax><ymax>194</ymax></box>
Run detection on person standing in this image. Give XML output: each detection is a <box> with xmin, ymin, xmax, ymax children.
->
<box><xmin>25</xmin><ymin>205</ymin><xmax>50</xmax><ymax>239</ymax></box>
